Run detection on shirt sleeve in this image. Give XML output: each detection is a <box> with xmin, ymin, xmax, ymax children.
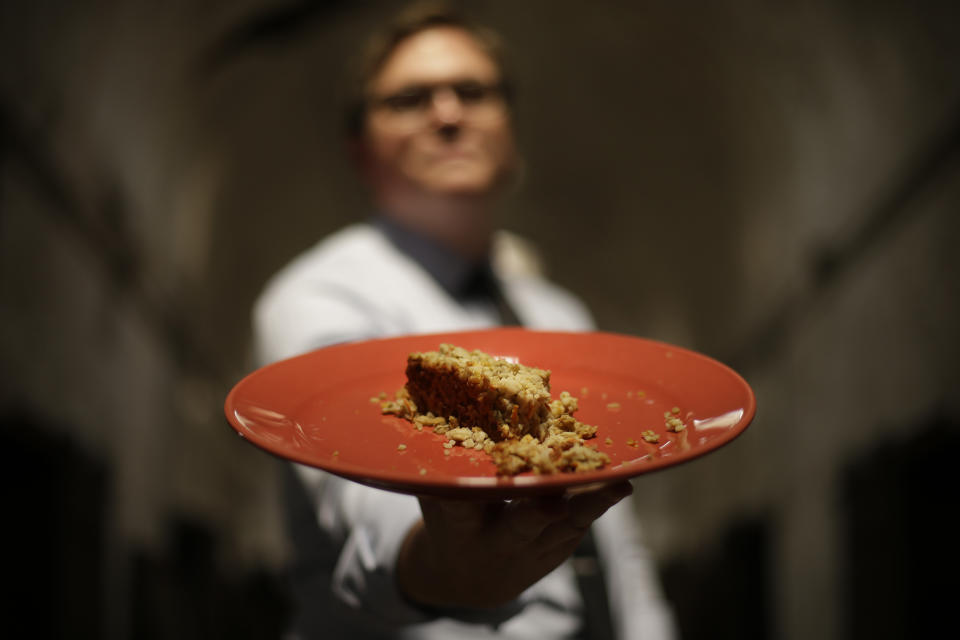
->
<box><xmin>253</xmin><ymin>278</ymin><xmax>385</xmax><ymax>365</ymax></box>
<box><xmin>256</xmin><ymin>256</ymin><xmax>532</xmax><ymax>632</ymax></box>
<box><xmin>296</xmin><ymin>465</ymin><xmax>435</xmax><ymax>626</ymax></box>
<box><xmin>253</xmin><ymin>251</ymin><xmax>439</xmax><ymax>628</ymax></box>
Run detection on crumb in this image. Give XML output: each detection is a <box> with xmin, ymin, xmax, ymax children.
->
<box><xmin>665</xmin><ymin>416</ymin><xmax>686</xmax><ymax>432</ymax></box>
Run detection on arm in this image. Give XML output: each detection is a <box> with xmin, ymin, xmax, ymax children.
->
<box><xmin>257</xmin><ymin>234</ymin><xmax>636</xmax><ymax>631</ymax></box>
<box><xmin>255</xmin><ymin>259</ymin><xmax>437</xmax><ymax>628</ymax></box>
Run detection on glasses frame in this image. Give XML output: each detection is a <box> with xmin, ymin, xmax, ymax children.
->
<box><xmin>365</xmin><ymin>80</ymin><xmax>510</xmax><ymax>127</ymax></box>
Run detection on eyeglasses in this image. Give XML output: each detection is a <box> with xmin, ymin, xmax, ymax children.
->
<box><xmin>367</xmin><ymin>81</ymin><xmax>509</xmax><ymax>124</ymax></box>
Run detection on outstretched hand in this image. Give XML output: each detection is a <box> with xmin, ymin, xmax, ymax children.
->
<box><xmin>396</xmin><ymin>481</ymin><xmax>633</xmax><ymax>610</ymax></box>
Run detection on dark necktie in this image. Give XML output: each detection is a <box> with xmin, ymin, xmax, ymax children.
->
<box><xmin>460</xmin><ymin>266</ymin><xmax>521</xmax><ymax>326</ymax></box>
<box><xmin>464</xmin><ymin>266</ymin><xmax>613</xmax><ymax>637</ymax></box>
<box><xmin>573</xmin><ymin>529</ymin><xmax>614</xmax><ymax>640</ymax></box>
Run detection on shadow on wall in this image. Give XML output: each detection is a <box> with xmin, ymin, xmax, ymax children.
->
<box><xmin>662</xmin><ymin>516</ymin><xmax>773</xmax><ymax>640</ymax></box>
<box><xmin>2</xmin><ymin>408</ymin><xmax>290</xmax><ymax>640</ymax></box>
<box><xmin>658</xmin><ymin>412</ymin><xmax>958</xmax><ymax>640</ymax></box>
<box><xmin>840</xmin><ymin>412</ymin><xmax>958</xmax><ymax>640</ymax></box>
<box><xmin>2</xmin><ymin>1</ymin><xmax>960</xmax><ymax>638</ymax></box>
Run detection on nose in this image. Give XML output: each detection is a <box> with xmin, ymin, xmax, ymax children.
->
<box><xmin>429</xmin><ymin>86</ymin><xmax>465</xmax><ymax>127</ymax></box>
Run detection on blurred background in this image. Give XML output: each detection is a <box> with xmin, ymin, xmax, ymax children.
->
<box><xmin>2</xmin><ymin>1</ymin><xmax>958</xmax><ymax>638</ymax></box>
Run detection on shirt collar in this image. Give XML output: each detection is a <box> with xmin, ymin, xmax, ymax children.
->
<box><xmin>373</xmin><ymin>215</ymin><xmax>493</xmax><ymax>300</ymax></box>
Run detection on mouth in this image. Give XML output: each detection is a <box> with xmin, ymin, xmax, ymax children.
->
<box><xmin>425</xmin><ymin>151</ymin><xmax>481</xmax><ymax>170</ymax></box>
<box><xmin>433</xmin><ymin>145</ymin><xmax>475</xmax><ymax>158</ymax></box>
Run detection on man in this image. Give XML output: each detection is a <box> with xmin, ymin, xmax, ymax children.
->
<box><xmin>254</xmin><ymin>4</ymin><xmax>675</xmax><ymax>638</ymax></box>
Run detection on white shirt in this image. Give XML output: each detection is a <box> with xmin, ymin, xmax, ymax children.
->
<box><xmin>253</xmin><ymin>223</ymin><xmax>676</xmax><ymax>639</ymax></box>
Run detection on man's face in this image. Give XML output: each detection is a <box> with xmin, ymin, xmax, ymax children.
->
<box><xmin>361</xmin><ymin>27</ymin><xmax>517</xmax><ymax>201</ymax></box>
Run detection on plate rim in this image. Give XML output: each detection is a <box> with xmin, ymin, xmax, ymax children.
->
<box><xmin>225</xmin><ymin>328</ymin><xmax>756</xmax><ymax>498</ymax></box>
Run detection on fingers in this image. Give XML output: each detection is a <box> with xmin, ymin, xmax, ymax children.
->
<box><xmin>493</xmin><ymin>482</ymin><xmax>631</xmax><ymax>544</ymax></box>
<box><xmin>535</xmin><ymin>521</ymin><xmax>589</xmax><ymax>556</ymax></box>
<box><xmin>566</xmin><ymin>481</ymin><xmax>633</xmax><ymax>529</ymax></box>
<box><xmin>417</xmin><ymin>482</ymin><xmax>633</xmax><ymax>555</ymax></box>
<box><xmin>534</xmin><ymin>482</ymin><xmax>635</xmax><ymax>552</ymax></box>
<box><xmin>417</xmin><ymin>496</ymin><xmax>494</xmax><ymax>536</ymax></box>
<box><xmin>500</xmin><ymin>496</ymin><xmax>569</xmax><ymax>543</ymax></box>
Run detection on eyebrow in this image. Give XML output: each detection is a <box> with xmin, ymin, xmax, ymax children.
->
<box><xmin>369</xmin><ymin>69</ymin><xmax>502</xmax><ymax>94</ymax></box>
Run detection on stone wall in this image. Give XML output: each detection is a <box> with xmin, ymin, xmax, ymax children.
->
<box><xmin>2</xmin><ymin>1</ymin><xmax>957</xmax><ymax>637</ymax></box>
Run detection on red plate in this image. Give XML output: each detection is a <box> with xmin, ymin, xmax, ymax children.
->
<box><xmin>225</xmin><ymin>329</ymin><xmax>756</xmax><ymax>499</ymax></box>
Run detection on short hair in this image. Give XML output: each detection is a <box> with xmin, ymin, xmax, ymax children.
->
<box><xmin>343</xmin><ymin>1</ymin><xmax>514</xmax><ymax>138</ymax></box>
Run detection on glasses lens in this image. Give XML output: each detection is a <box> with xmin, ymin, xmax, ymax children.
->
<box><xmin>453</xmin><ymin>82</ymin><xmax>495</xmax><ymax>104</ymax></box>
<box><xmin>382</xmin><ymin>88</ymin><xmax>431</xmax><ymax>112</ymax></box>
